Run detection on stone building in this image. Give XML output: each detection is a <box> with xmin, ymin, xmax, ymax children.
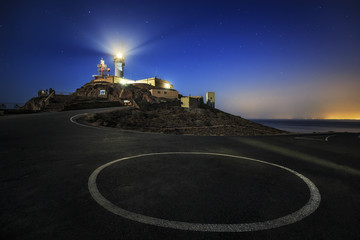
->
<box><xmin>206</xmin><ymin>92</ymin><xmax>215</xmax><ymax>108</ymax></box>
<box><xmin>181</xmin><ymin>96</ymin><xmax>203</xmax><ymax>108</ymax></box>
<box><xmin>150</xmin><ymin>89</ymin><xmax>178</xmax><ymax>99</ymax></box>
<box><xmin>135</xmin><ymin>77</ymin><xmax>173</xmax><ymax>89</ymax></box>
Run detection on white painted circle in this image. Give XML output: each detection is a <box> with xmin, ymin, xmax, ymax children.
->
<box><xmin>88</xmin><ymin>152</ymin><xmax>321</xmax><ymax>232</ymax></box>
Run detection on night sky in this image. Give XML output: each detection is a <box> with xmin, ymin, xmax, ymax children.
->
<box><xmin>1</xmin><ymin>0</ymin><xmax>359</xmax><ymax>119</ymax></box>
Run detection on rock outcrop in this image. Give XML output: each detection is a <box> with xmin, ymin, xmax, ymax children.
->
<box><xmin>82</xmin><ymin>103</ymin><xmax>286</xmax><ymax>136</ymax></box>
<box><xmin>23</xmin><ymin>82</ymin><xmax>170</xmax><ymax>111</ymax></box>
<box><xmin>22</xmin><ymin>96</ymin><xmax>47</xmax><ymax>111</ymax></box>
<box><xmin>74</xmin><ymin>82</ymin><xmax>159</xmax><ymax>104</ymax></box>
<box><xmin>23</xmin><ymin>94</ymin><xmax>122</xmax><ymax>112</ymax></box>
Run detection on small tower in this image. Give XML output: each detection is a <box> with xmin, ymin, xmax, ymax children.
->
<box><xmin>96</xmin><ymin>58</ymin><xmax>110</xmax><ymax>78</ymax></box>
<box><xmin>114</xmin><ymin>53</ymin><xmax>125</xmax><ymax>78</ymax></box>
<box><xmin>206</xmin><ymin>92</ymin><xmax>215</xmax><ymax>108</ymax></box>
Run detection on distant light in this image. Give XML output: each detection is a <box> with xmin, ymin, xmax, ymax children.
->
<box><xmin>120</xmin><ymin>79</ymin><xmax>127</xmax><ymax>85</ymax></box>
<box><xmin>164</xmin><ymin>83</ymin><xmax>170</xmax><ymax>89</ymax></box>
<box><xmin>116</xmin><ymin>52</ymin><xmax>123</xmax><ymax>59</ymax></box>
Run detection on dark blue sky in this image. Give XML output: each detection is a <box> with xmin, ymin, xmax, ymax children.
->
<box><xmin>1</xmin><ymin>0</ymin><xmax>359</xmax><ymax>118</ymax></box>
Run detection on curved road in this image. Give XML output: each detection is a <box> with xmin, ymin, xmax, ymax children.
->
<box><xmin>1</xmin><ymin>108</ymin><xmax>359</xmax><ymax>239</ymax></box>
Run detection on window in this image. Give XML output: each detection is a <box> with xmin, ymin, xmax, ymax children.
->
<box><xmin>164</xmin><ymin>92</ymin><xmax>167</xmax><ymax>94</ymax></box>
<box><xmin>157</xmin><ymin>91</ymin><xmax>161</xmax><ymax>94</ymax></box>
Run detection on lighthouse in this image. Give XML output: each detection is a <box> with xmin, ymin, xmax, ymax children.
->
<box><xmin>114</xmin><ymin>53</ymin><xmax>125</xmax><ymax>78</ymax></box>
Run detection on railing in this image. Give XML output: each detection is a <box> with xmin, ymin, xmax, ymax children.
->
<box><xmin>43</xmin><ymin>91</ymin><xmax>55</xmax><ymax>108</ymax></box>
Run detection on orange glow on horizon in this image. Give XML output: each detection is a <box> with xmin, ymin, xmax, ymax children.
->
<box><xmin>323</xmin><ymin>113</ymin><xmax>360</xmax><ymax>120</ymax></box>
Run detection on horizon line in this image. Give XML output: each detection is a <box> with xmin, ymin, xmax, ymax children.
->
<box><xmin>248</xmin><ymin>118</ymin><xmax>360</xmax><ymax>121</ymax></box>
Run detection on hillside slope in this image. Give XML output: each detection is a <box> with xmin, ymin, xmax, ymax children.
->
<box><xmin>82</xmin><ymin>103</ymin><xmax>286</xmax><ymax>136</ymax></box>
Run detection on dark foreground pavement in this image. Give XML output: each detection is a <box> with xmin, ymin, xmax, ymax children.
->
<box><xmin>1</xmin><ymin>108</ymin><xmax>359</xmax><ymax>239</ymax></box>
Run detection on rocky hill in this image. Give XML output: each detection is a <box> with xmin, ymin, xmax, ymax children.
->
<box><xmin>22</xmin><ymin>82</ymin><xmax>286</xmax><ymax>136</ymax></box>
<box><xmin>74</xmin><ymin>82</ymin><xmax>172</xmax><ymax>105</ymax></box>
<box><xmin>22</xmin><ymin>82</ymin><xmax>172</xmax><ymax>112</ymax></box>
<box><xmin>22</xmin><ymin>95</ymin><xmax>122</xmax><ymax>112</ymax></box>
<box><xmin>81</xmin><ymin>103</ymin><xmax>286</xmax><ymax>136</ymax></box>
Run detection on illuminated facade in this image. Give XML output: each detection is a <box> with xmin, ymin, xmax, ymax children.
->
<box><xmin>135</xmin><ymin>77</ymin><xmax>173</xmax><ymax>89</ymax></box>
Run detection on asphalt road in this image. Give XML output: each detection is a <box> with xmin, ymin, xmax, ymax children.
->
<box><xmin>1</xmin><ymin>108</ymin><xmax>359</xmax><ymax>239</ymax></box>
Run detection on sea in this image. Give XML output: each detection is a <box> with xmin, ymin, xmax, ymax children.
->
<box><xmin>250</xmin><ymin>119</ymin><xmax>360</xmax><ymax>133</ymax></box>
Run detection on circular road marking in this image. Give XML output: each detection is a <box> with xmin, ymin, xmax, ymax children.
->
<box><xmin>88</xmin><ymin>152</ymin><xmax>321</xmax><ymax>232</ymax></box>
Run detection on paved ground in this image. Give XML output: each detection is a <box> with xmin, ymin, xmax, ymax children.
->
<box><xmin>1</xmin><ymin>108</ymin><xmax>359</xmax><ymax>239</ymax></box>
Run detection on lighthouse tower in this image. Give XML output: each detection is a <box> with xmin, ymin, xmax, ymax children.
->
<box><xmin>114</xmin><ymin>53</ymin><xmax>125</xmax><ymax>78</ymax></box>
